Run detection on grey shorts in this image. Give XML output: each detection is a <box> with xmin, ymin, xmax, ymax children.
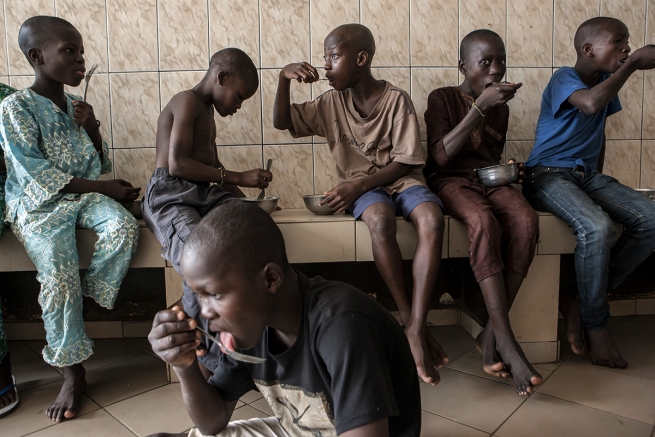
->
<box><xmin>142</xmin><ymin>167</ymin><xmax>238</xmax><ymax>371</ymax></box>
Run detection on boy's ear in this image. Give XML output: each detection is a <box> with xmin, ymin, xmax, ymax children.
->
<box><xmin>356</xmin><ymin>50</ymin><xmax>369</xmax><ymax>67</ymax></box>
<box><xmin>217</xmin><ymin>70</ymin><xmax>229</xmax><ymax>85</ymax></box>
<box><xmin>582</xmin><ymin>43</ymin><xmax>594</xmax><ymax>57</ymax></box>
<box><xmin>28</xmin><ymin>48</ymin><xmax>43</xmax><ymax>65</ymax></box>
<box><xmin>458</xmin><ymin>59</ymin><xmax>466</xmax><ymax>75</ymax></box>
<box><xmin>262</xmin><ymin>262</ymin><xmax>284</xmax><ymax>295</ymax></box>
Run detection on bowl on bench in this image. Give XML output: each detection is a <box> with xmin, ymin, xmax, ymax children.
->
<box><xmin>475</xmin><ymin>162</ymin><xmax>521</xmax><ymax>188</ymax></box>
<box><xmin>241</xmin><ymin>196</ymin><xmax>278</xmax><ymax>214</ymax></box>
<box><xmin>635</xmin><ymin>188</ymin><xmax>655</xmax><ymax>200</ymax></box>
<box><xmin>302</xmin><ymin>194</ymin><xmax>336</xmax><ymax>215</ymax></box>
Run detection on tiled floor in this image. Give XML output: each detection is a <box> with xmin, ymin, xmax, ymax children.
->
<box><xmin>4</xmin><ymin>316</ymin><xmax>655</xmax><ymax>437</ymax></box>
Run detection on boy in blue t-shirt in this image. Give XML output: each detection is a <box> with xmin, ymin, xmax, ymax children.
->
<box><xmin>523</xmin><ymin>17</ymin><xmax>655</xmax><ymax>369</ymax></box>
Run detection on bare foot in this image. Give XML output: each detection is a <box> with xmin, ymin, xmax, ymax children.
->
<box><xmin>405</xmin><ymin>325</ymin><xmax>445</xmax><ymax>386</ymax></box>
<box><xmin>586</xmin><ymin>327</ymin><xmax>627</xmax><ymax>369</ymax></box>
<box><xmin>0</xmin><ymin>353</ymin><xmax>17</xmax><ymax>411</ymax></box>
<box><xmin>496</xmin><ymin>336</ymin><xmax>542</xmax><ymax>396</ymax></box>
<box><xmin>46</xmin><ymin>364</ymin><xmax>87</xmax><ymax>422</ymax></box>
<box><xmin>475</xmin><ymin>321</ymin><xmax>509</xmax><ymax>378</ymax></box>
<box><xmin>559</xmin><ymin>296</ymin><xmax>585</xmax><ymax>355</ymax></box>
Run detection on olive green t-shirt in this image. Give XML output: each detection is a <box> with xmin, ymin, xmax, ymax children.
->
<box><xmin>290</xmin><ymin>81</ymin><xmax>426</xmax><ymax>194</ymax></box>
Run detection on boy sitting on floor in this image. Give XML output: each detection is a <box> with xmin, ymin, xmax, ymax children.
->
<box><xmin>523</xmin><ymin>17</ymin><xmax>655</xmax><ymax>368</ymax></box>
<box><xmin>0</xmin><ymin>16</ymin><xmax>141</xmax><ymax>421</ymax></box>
<box><xmin>148</xmin><ymin>201</ymin><xmax>421</xmax><ymax>437</ymax></box>
<box><xmin>423</xmin><ymin>29</ymin><xmax>541</xmax><ymax>395</ymax></box>
<box><xmin>142</xmin><ymin>48</ymin><xmax>272</xmax><ymax>377</ymax></box>
<box><xmin>273</xmin><ymin>23</ymin><xmax>447</xmax><ymax>386</ymax></box>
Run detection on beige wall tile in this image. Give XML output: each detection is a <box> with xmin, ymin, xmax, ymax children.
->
<box><xmin>506</xmin><ymin>68</ymin><xmax>552</xmax><ymax>141</ymax></box>
<box><xmin>642</xmin><ymin>71</ymin><xmax>655</xmax><ymax>138</ymax></box>
<box><xmin>606</xmin><ymin>71</ymin><xmax>643</xmax><ymax>140</ymax></box>
<box><xmin>640</xmin><ymin>140</ymin><xmax>655</xmax><ymax>188</ymax></box>
<box><xmin>507</xmin><ymin>0</ymin><xmax>553</xmax><ymax>67</ymax></box>
<box><xmin>0</xmin><ymin>76</ymin><xmax>8</xmax><ymax>85</ymax></box>
<box><xmin>373</xmin><ymin>67</ymin><xmax>410</xmax><ymax>94</ymax></box>
<box><xmin>260</xmin><ymin>0</ymin><xmax>309</xmax><ymax>68</ymax></box>
<box><xmin>159</xmin><ymin>70</ymin><xmax>205</xmax><ymax>110</ymax></box>
<box><xmin>603</xmin><ymin>140</ymin><xmax>641</xmax><ymax>188</ymax></box>
<box><xmin>107</xmin><ymin>0</ymin><xmax>158</xmax><ymax>71</ymax></box>
<box><xmin>263</xmin><ymin>144</ymin><xmax>313</xmax><ymax>209</ymax></box>
<box><xmin>361</xmin><ymin>0</ymin><xmax>409</xmax><ymax>66</ymax></box>
<box><xmin>411</xmin><ymin>0</ymin><xmax>458</xmax><ymax>67</ymax></box>
<box><xmin>649</xmin><ymin>0</ymin><xmax>655</xmax><ymax>45</ymax></box>
<box><xmin>113</xmin><ymin>148</ymin><xmax>156</xmax><ymax>199</ymax></box>
<box><xmin>65</xmin><ymin>73</ymin><xmax>112</xmax><ymax>147</ymax></box>
<box><xmin>216</xmin><ymin>145</ymin><xmax>263</xmax><ymax>198</ymax></box>
<box><xmin>0</xmin><ymin>1</ymin><xmax>8</xmax><ymax>76</ymax></box>
<box><xmin>210</xmin><ymin>0</ymin><xmax>260</xmax><ymax>67</ymax></box>
<box><xmin>5</xmin><ymin>0</ymin><xmax>55</xmax><ymax>75</ymax></box>
<box><xmin>8</xmin><ymin>75</ymin><xmax>34</xmax><ymax>89</ymax></box>
<box><xmin>411</xmin><ymin>68</ymin><xmax>460</xmax><ymax>141</ymax></box>
<box><xmin>57</xmin><ymin>0</ymin><xmax>109</xmax><ymax>73</ymax></box>
<box><xmin>601</xmin><ymin>0</ymin><xmax>646</xmax><ymax>47</ymax></box>
<box><xmin>460</xmin><ymin>0</ymin><xmax>506</xmax><ymax>41</ymax></box>
<box><xmin>310</xmin><ymin>0</ymin><xmax>359</xmax><ymax>66</ymax></box>
<box><xmin>110</xmin><ymin>72</ymin><xmax>160</xmax><ymax>148</ymax></box>
<box><xmin>261</xmin><ymin>69</ymin><xmax>312</xmax><ymax>144</ymax></box>
<box><xmin>553</xmin><ymin>0</ymin><xmax>599</xmax><ymax>67</ymax></box>
<box><xmin>158</xmin><ymin>0</ymin><xmax>208</xmax><ymax>71</ymax></box>
<box><xmin>313</xmin><ymin>143</ymin><xmax>340</xmax><ymax>194</ymax></box>
<box><xmin>216</xmin><ymin>72</ymin><xmax>262</xmax><ymax>146</ymax></box>
<box><xmin>505</xmin><ymin>141</ymin><xmax>534</xmax><ymax>164</ymax></box>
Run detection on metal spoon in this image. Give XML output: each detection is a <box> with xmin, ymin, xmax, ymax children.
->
<box><xmin>196</xmin><ymin>326</ymin><xmax>265</xmax><ymax>364</ymax></box>
<box><xmin>83</xmin><ymin>63</ymin><xmax>99</xmax><ymax>101</ymax></box>
<box><xmin>257</xmin><ymin>158</ymin><xmax>273</xmax><ymax>200</ymax></box>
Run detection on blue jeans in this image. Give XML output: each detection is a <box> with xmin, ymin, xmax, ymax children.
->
<box><xmin>523</xmin><ymin>166</ymin><xmax>655</xmax><ymax>329</ymax></box>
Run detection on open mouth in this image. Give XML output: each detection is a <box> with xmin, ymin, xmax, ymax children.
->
<box><xmin>619</xmin><ymin>57</ymin><xmax>628</xmax><ymax>65</ymax></box>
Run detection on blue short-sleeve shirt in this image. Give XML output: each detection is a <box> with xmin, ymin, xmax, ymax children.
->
<box><xmin>525</xmin><ymin>67</ymin><xmax>621</xmax><ymax>172</ymax></box>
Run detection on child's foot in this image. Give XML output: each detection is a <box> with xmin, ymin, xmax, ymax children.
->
<box><xmin>560</xmin><ymin>297</ymin><xmax>585</xmax><ymax>355</ymax></box>
<box><xmin>496</xmin><ymin>337</ymin><xmax>542</xmax><ymax>396</ymax></box>
<box><xmin>0</xmin><ymin>354</ymin><xmax>18</xmax><ymax>412</ymax></box>
<box><xmin>46</xmin><ymin>364</ymin><xmax>87</xmax><ymax>422</ymax></box>
<box><xmin>475</xmin><ymin>322</ymin><xmax>509</xmax><ymax>378</ymax></box>
<box><xmin>405</xmin><ymin>325</ymin><xmax>445</xmax><ymax>386</ymax></box>
<box><xmin>585</xmin><ymin>327</ymin><xmax>627</xmax><ymax>368</ymax></box>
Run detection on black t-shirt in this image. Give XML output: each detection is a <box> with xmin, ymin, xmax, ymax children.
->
<box><xmin>208</xmin><ymin>271</ymin><xmax>421</xmax><ymax>437</ymax></box>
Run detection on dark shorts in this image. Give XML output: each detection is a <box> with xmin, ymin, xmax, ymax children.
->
<box><xmin>347</xmin><ymin>185</ymin><xmax>444</xmax><ymax>220</ymax></box>
<box><xmin>142</xmin><ymin>167</ymin><xmax>238</xmax><ymax>371</ymax></box>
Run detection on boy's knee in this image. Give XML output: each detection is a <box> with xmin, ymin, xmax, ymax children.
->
<box><xmin>364</xmin><ymin>208</ymin><xmax>397</xmax><ymax>239</ymax></box>
<box><xmin>414</xmin><ymin>206</ymin><xmax>445</xmax><ymax>235</ymax></box>
<box><xmin>580</xmin><ymin>216</ymin><xmax>615</xmax><ymax>245</ymax></box>
<box><xmin>467</xmin><ymin>210</ymin><xmax>500</xmax><ymax>235</ymax></box>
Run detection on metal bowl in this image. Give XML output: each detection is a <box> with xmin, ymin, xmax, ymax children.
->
<box><xmin>634</xmin><ymin>188</ymin><xmax>655</xmax><ymax>200</ymax></box>
<box><xmin>475</xmin><ymin>162</ymin><xmax>521</xmax><ymax>188</ymax></box>
<box><xmin>302</xmin><ymin>194</ymin><xmax>336</xmax><ymax>215</ymax></box>
<box><xmin>241</xmin><ymin>196</ymin><xmax>278</xmax><ymax>214</ymax></box>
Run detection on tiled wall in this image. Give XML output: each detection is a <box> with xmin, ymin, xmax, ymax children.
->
<box><xmin>1</xmin><ymin>0</ymin><xmax>655</xmax><ymax>208</ymax></box>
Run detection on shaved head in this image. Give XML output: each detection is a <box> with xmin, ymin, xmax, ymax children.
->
<box><xmin>574</xmin><ymin>17</ymin><xmax>627</xmax><ymax>54</ymax></box>
<box><xmin>182</xmin><ymin>201</ymin><xmax>289</xmax><ymax>278</ymax></box>
<box><xmin>209</xmin><ymin>48</ymin><xmax>258</xmax><ymax>92</ymax></box>
<box><xmin>460</xmin><ymin>29</ymin><xmax>504</xmax><ymax>60</ymax></box>
<box><xmin>18</xmin><ymin>16</ymin><xmax>78</xmax><ymax>64</ymax></box>
<box><xmin>325</xmin><ymin>23</ymin><xmax>376</xmax><ymax>60</ymax></box>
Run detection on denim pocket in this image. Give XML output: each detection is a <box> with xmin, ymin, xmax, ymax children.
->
<box><xmin>527</xmin><ymin>166</ymin><xmax>561</xmax><ymax>181</ymax></box>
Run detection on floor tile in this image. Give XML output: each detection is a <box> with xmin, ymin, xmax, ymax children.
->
<box><xmin>250</xmin><ymin>398</ymin><xmax>274</xmax><ymax>416</ymax></box>
<box><xmin>84</xmin><ymin>354</ymin><xmax>168</xmax><ymax>407</ymax></box>
<box><xmin>23</xmin><ymin>340</ymin><xmax>47</xmax><ymax>356</ymax></box>
<box><xmin>83</xmin><ymin>339</ymin><xmax>149</xmax><ymax>372</ymax></box>
<box><xmin>421</xmin><ymin>411</ymin><xmax>489</xmax><ymax>436</ymax></box>
<box><xmin>1</xmin><ymin>380</ymin><xmax>100</xmax><ymax>437</ymax></box>
<box><xmin>28</xmin><ymin>409</ymin><xmax>136</xmax><ymax>437</ymax></box>
<box><xmin>537</xmin><ymin>361</ymin><xmax>655</xmax><ymax>425</ymax></box>
<box><xmin>230</xmin><ymin>404</ymin><xmax>270</xmax><ymax>421</ymax></box>
<box><xmin>420</xmin><ymin>368</ymin><xmax>527</xmax><ymax>433</ymax></box>
<box><xmin>123</xmin><ymin>338</ymin><xmax>157</xmax><ymax>357</ymax></box>
<box><xmin>106</xmin><ymin>383</ymin><xmax>194</xmax><ymax>437</ymax></box>
<box><xmin>431</xmin><ymin>324</ymin><xmax>478</xmax><ymax>340</ymax></box>
<box><xmin>448</xmin><ymin>349</ymin><xmax>553</xmax><ymax>388</ymax></box>
<box><xmin>239</xmin><ymin>390</ymin><xmax>264</xmax><ymax>404</ymax></box>
<box><xmin>8</xmin><ymin>341</ymin><xmax>39</xmax><ymax>363</ymax></box>
<box><xmin>13</xmin><ymin>356</ymin><xmax>63</xmax><ymax>392</ymax></box>
<box><xmin>495</xmin><ymin>393</ymin><xmax>653</xmax><ymax>437</ymax></box>
<box><xmin>533</xmin><ymin>362</ymin><xmax>559</xmax><ymax>372</ymax></box>
<box><xmin>430</xmin><ymin>328</ymin><xmax>478</xmax><ymax>364</ymax></box>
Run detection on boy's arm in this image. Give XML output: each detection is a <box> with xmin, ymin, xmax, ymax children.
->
<box><xmin>168</xmin><ymin>95</ymin><xmax>271</xmax><ymax>187</ymax></box>
<box><xmin>273</xmin><ymin>62</ymin><xmax>319</xmax><ymax>131</ymax></box>
<box><xmin>213</xmin><ymin>146</ymin><xmax>246</xmax><ymax>197</ymax></box>
<box><xmin>569</xmin><ymin>45</ymin><xmax>655</xmax><ymax>115</ymax></box>
<box><xmin>322</xmin><ymin>161</ymin><xmax>411</xmax><ymax>212</ymax></box>
<box><xmin>149</xmin><ymin>307</ymin><xmax>238</xmax><ymax>435</ymax></box>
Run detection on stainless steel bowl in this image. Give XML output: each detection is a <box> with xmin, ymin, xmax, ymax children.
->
<box><xmin>302</xmin><ymin>194</ymin><xmax>336</xmax><ymax>215</ymax></box>
<box><xmin>241</xmin><ymin>196</ymin><xmax>278</xmax><ymax>214</ymax></box>
<box><xmin>475</xmin><ymin>162</ymin><xmax>521</xmax><ymax>188</ymax></box>
<box><xmin>635</xmin><ymin>188</ymin><xmax>655</xmax><ymax>200</ymax></box>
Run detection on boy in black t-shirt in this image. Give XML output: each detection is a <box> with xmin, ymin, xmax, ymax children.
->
<box><xmin>147</xmin><ymin>201</ymin><xmax>421</xmax><ymax>437</ymax></box>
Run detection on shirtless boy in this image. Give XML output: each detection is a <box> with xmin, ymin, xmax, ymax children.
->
<box><xmin>142</xmin><ymin>48</ymin><xmax>272</xmax><ymax>375</ymax></box>
<box><xmin>148</xmin><ymin>202</ymin><xmax>421</xmax><ymax>437</ymax></box>
<box><xmin>523</xmin><ymin>17</ymin><xmax>655</xmax><ymax>368</ymax></box>
<box><xmin>273</xmin><ymin>24</ymin><xmax>447</xmax><ymax>386</ymax></box>
<box><xmin>424</xmin><ymin>29</ymin><xmax>541</xmax><ymax>395</ymax></box>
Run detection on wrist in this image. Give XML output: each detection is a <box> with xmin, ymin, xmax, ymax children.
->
<box><xmin>84</xmin><ymin>119</ymin><xmax>100</xmax><ymax>132</ymax></box>
<box><xmin>472</xmin><ymin>100</ymin><xmax>488</xmax><ymax>115</ymax></box>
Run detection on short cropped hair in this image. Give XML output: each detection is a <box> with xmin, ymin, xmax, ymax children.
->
<box><xmin>326</xmin><ymin>24</ymin><xmax>376</xmax><ymax>59</ymax></box>
<box><xmin>18</xmin><ymin>16</ymin><xmax>77</xmax><ymax>62</ymax></box>
<box><xmin>574</xmin><ymin>17</ymin><xmax>626</xmax><ymax>53</ymax></box>
<box><xmin>182</xmin><ymin>201</ymin><xmax>289</xmax><ymax>277</ymax></box>
<box><xmin>459</xmin><ymin>29</ymin><xmax>504</xmax><ymax>60</ymax></box>
<box><xmin>209</xmin><ymin>48</ymin><xmax>258</xmax><ymax>91</ymax></box>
